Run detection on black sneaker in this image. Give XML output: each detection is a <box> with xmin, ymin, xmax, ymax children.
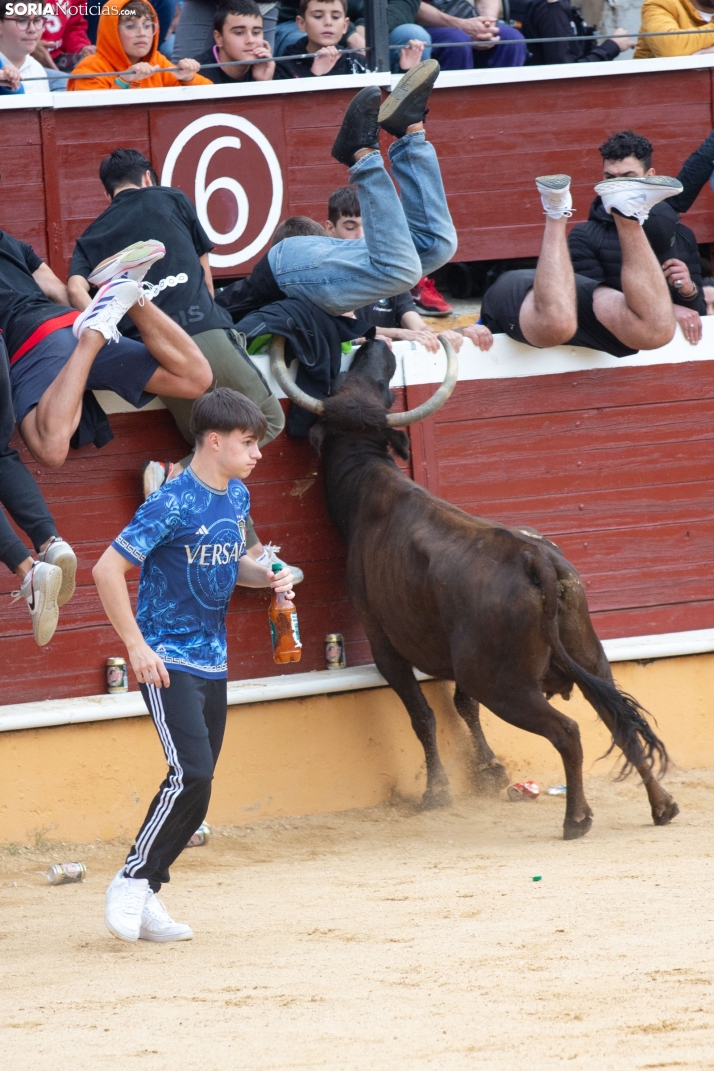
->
<box><xmin>378</xmin><ymin>59</ymin><xmax>440</xmax><ymax>139</ymax></box>
<box><xmin>331</xmin><ymin>85</ymin><xmax>382</xmax><ymax>168</ymax></box>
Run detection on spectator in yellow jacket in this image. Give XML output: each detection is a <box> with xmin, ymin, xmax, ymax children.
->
<box><xmin>634</xmin><ymin>0</ymin><xmax>714</xmax><ymax>58</ymax></box>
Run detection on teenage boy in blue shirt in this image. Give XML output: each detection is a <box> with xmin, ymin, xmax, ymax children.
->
<box><xmin>93</xmin><ymin>388</ymin><xmax>295</xmax><ymax>944</ymax></box>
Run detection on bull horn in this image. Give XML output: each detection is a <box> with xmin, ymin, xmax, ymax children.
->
<box><xmin>269</xmin><ymin>335</ymin><xmax>325</xmax><ymax>415</ymax></box>
<box><xmin>385</xmin><ymin>335</ymin><xmax>459</xmax><ymax>427</ymax></box>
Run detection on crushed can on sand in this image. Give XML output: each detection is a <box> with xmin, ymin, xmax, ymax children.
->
<box><xmin>547</xmin><ymin>784</ymin><xmax>567</xmax><ymax>796</ymax></box>
<box><xmin>507</xmin><ymin>780</ymin><xmax>540</xmax><ymax>801</ymax></box>
<box><xmin>187</xmin><ymin>822</ymin><xmax>211</xmax><ymax>848</ymax></box>
<box><xmin>47</xmin><ymin>862</ymin><xmax>87</xmax><ymax>885</ymax></box>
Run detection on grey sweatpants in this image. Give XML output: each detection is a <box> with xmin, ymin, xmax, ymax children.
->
<box><xmin>159</xmin><ymin>327</ymin><xmax>284</xmax><ymax>549</ymax></box>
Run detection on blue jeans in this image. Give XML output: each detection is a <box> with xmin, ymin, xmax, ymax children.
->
<box><xmin>430</xmin><ymin>23</ymin><xmax>526</xmax><ymax>69</ymax></box>
<box><xmin>268</xmin><ymin>132</ymin><xmax>457</xmax><ymax>316</ymax></box>
<box><xmin>389</xmin><ymin>23</ymin><xmax>432</xmax><ymax>72</ymax></box>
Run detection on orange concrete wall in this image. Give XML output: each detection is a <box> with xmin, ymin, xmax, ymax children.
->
<box><xmin>1</xmin><ymin>655</ymin><xmax>713</xmax><ymax>844</ymax></box>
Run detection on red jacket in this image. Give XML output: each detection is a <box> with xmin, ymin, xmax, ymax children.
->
<box><xmin>42</xmin><ymin>9</ymin><xmax>91</xmax><ymax>59</ymax></box>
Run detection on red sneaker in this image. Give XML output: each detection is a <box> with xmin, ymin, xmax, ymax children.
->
<box><xmin>412</xmin><ymin>276</ymin><xmax>452</xmax><ymax>317</ymax></box>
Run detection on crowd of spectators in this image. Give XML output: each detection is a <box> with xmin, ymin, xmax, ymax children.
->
<box><xmin>7</xmin><ymin>0</ymin><xmax>714</xmax><ymax>93</ymax></box>
<box><xmin>3</xmin><ymin>0</ymin><xmax>714</xmax><ymax>92</ymax></box>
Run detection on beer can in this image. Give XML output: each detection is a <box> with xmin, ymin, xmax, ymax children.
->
<box><xmin>106</xmin><ymin>657</ymin><xmax>128</xmax><ymax>694</ymax></box>
<box><xmin>47</xmin><ymin>862</ymin><xmax>86</xmax><ymax>885</ymax></box>
<box><xmin>187</xmin><ymin>822</ymin><xmax>211</xmax><ymax>848</ymax></box>
<box><xmin>507</xmin><ymin>780</ymin><xmax>540</xmax><ymax>801</ymax></box>
<box><xmin>325</xmin><ymin>633</ymin><xmax>346</xmax><ymax>670</ymax></box>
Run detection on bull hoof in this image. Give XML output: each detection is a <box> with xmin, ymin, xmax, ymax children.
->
<box><xmin>652</xmin><ymin>799</ymin><xmax>680</xmax><ymax>827</ymax></box>
<box><xmin>473</xmin><ymin>762</ymin><xmax>510</xmax><ymax>796</ymax></box>
<box><xmin>563</xmin><ymin>815</ymin><xmax>593</xmax><ymax>841</ymax></box>
<box><xmin>421</xmin><ymin>788</ymin><xmax>452</xmax><ymax>811</ymax></box>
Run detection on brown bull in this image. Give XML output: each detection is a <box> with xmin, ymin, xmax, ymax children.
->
<box><xmin>273</xmin><ymin>336</ymin><xmax>679</xmax><ymax>840</ymax></box>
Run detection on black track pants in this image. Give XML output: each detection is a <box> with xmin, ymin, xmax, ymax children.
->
<box><xmin>124</xmin><ymin>670</ymin><xmax>227</xmax><ymax>891</ymax></box>
<box><xmin>0</xmin><ymin>338</ymin><xmax>56</xmax><ymax>572</ymax></box>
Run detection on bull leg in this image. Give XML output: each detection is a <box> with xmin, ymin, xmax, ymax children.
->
<box><xmin>486</xmin><ymin>689</ymin><xmax>593</xmax><ymax>840</ymax></box>
<box><xmin>590</xmin><ymin>658</ymin><xmax>679</xmax><ymax>827</ymax></box>
<box><xmin>369</xmin><ymin>633</ymin><xmax>451</xmax><ymax>809</ymax></box>
<box><xmin>453</xmin><ymin>687</ymin><xmax>509</xmax><ymax>794</ymax></box>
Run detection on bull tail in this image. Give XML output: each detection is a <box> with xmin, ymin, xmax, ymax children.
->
<box><xmin>523</xmin><ymin>549</ymin><xmax>668</xmax><ymax>779</ymax></box>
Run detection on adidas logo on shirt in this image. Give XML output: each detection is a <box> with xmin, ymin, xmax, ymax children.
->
<box><xmin>195</xmin><ymin>525</ymin><xmax>209</xmax><ymax>535</ymax></box>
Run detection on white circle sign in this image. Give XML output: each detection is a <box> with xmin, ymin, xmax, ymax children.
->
<box><xmin>161</xmin><ymin>113</ymin><xmax>284</xmax><ymax>269</ymax></box>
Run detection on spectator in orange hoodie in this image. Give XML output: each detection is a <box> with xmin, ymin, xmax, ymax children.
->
<box><xmin>69</xmin><ymin>0</ymin><xmax>211</xmax><ymax>90</ymax></box>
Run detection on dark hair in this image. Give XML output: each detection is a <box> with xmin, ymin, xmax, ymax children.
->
<box><xmin>214</xmin><ymin>0</ymin><xmax>262</xmax><ymax>33</ymax></box>
<box><xmin>298</xmin><ymin>0</ymin><xmax>347</xmax><ymax>16</ymax></box>
<box><xmin>271</xmin><ymin>215</ymin><xmax>327</xmax><ymax>245</ymax></box>
<box><xmin>190</xmin><ymin>388</ymin><xmax>267</xmax><ymax>443</ymax></box>
<box><xmin>99</xmin><ymin>148</ymin><xmax>157</xmax><ymax>197</ymax></box>
<box><xmin>702</xmin><ymin>276</ymin><xmax>714</xmax><ymax>288</ymax></box>
<box><xmin>328</xmin><ymin>186</ymin><xmax>360</xmax><ymax>224</ymax></box>
<box><xmin>0</xmin><ymin>1</ymin><xmax>17</xmax><ymax>17</ymax></box>
<box><xmin>119</xmin><ymin>1</ymin><xmax>156</xmax><ymax>19</ymax></box>
<box><xmin>599</xmin><ymin>131</ymin><xmax>654</xmax><ymax>171</ymax></box>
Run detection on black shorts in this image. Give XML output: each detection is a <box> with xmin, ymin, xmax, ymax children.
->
<box><xmin>10</xmin><ymin>326</ymin><xmax>160</xmax><ymax>426</ymax></box>
<box><xmin>480</xmin><ymin>269</ymin><xmax>638</xmax><ymax>359</ymax></box>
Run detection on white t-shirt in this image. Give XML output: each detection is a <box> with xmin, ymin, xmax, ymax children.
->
<box><xmin>0</xmin><ymin>51</ymin><xmax>50</xmax><ymax>94</ymax></box>
<box><xmin>696</xmin><ymin>9</ymin><xmax>714</xmax><ymax>20</ymax></box>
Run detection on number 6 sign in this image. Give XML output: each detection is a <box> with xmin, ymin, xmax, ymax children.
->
<box><xmin>160</xmin><ymin>113</ymin><xmax>284</xmax><ymax>269</ymax></box>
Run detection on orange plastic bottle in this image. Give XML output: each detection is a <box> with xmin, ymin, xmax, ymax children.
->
<box><xmin>269</xmin><ymin>563</ymin><xmax>302</xmax><ymax>664</ymax></box>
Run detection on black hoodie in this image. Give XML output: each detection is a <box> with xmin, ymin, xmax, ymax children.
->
<box><xmin>568</xmin><ymin>198</ymin><xmax>706</xmax><ymax>316</ymax></box>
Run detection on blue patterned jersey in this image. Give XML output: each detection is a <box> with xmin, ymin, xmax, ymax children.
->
<box><xmin>112</xmin><ymin>466</ymin><xmax>249</xmax><ymax>679</ymax></box>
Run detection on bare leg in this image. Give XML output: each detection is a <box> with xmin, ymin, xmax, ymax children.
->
<box><xmin>592</xmin><ymin>215</ymin><xmax>675</xmax><ymax>351</ymax></box>
<box><xmin>453</xmin><ymin>687</ymin><xmax>509</xmax><ymax>794</ymax></box>
<box><xmin>20</xmin><ymin>330</ymin><xmax>107</xmax><ymax>468</ymax></box>
<box><xmin>13</xmin><ymin>536</ymin><xmax>57</xmax><ymax>580</ymax></box>
<box><xmin>519</xmin><ymin>217</ymin><xmax>578</xmax><ymax>348</ymax></box>
<box><xmin>128</xmin><ymin>302</ymin><xmax>211</xmax><ymax>399</ymax></box>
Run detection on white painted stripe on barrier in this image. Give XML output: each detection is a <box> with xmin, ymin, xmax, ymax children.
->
<box><xmin>93</xmin><ymin>319</ymin><xmax>714</xmax><ymax>415</ymax></box>
<box><xmin>3</xmin><ymin>52</ymin><xmax>714</xmax><ymax>114</ymax></box>
<box><xmin>1</xmin><ymin>630</ymin><xmax>713</xmax><ymax>733</ymax></box>
<box><xmin>393</xmin><ymin>51</ymin><xmax>714</xmax><ymax>91</ymax></box>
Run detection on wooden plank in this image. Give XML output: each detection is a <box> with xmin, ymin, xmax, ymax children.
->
<box><xmin>39</xmin><ymin>110</ymin><xmax>65</xmax><ymax>276</ymax></box>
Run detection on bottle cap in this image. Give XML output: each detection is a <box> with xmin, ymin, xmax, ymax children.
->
<box><xmin>271</xmin><ymin>563</ymin><xmax>282</xmax><ymax>574</ymax></box>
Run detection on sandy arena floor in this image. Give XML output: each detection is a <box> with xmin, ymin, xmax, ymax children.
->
<box><xmin>1</xmin><ymin>770</ymin><xmax>713</xmax><ymax>1071</ymax></box>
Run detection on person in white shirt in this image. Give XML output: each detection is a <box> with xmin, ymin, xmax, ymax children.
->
<box><xmin>0</xmin><ymin>3</ymin><xmax>50</xmax><ymax>93</ymax></box>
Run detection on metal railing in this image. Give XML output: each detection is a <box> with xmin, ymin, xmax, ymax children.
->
<box><xmin>8</xmin><ymin>0</ymin><xmax>714</xmax><ymax>85</ymax></box>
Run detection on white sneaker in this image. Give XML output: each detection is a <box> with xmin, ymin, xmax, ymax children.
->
<box><xmin>254</xmin><ymin>542</ymin><xmax>304</xmax><ymax>585</ymax></box>
<box><xmin>11</xmin><ymin>561</ymin><xmax>62</xmax><ymax>647</ymax></box>
<box><xmin>594</xmin><ymin>175</ymin><xmax>683</xmax><ymax>225</ymax></box>
<box><xmin>105</xmin><ymin>869</ymin><xmax>150</xmax><ymax>942</ymax></box>
<box><xmin>38</xmin><ymin>537</ymin><xmax>76</xmax><ymax>607</ymax></box>
<box><xmin>88</xmin><ymin>240</ymin><xmax>166</xmax><ymax>287</ymax></box>
<box><xmin>139</xmin><ymin>890</ymin><xmax>193</xmax><ymax>943</ymax></box>
<box><xmin>142</xmin><ymin>460</ymin><xmax>175</xmax><ymax>499</ymax></box>
<box><xmin>73</xmin><ymin>277</ymin><xmax>141</xmax><ymax>344</ymax></box>
<box><xmin>535</xmin><ymin>175</ymin><xmax>573</xmax><ymax>221</ymax></box>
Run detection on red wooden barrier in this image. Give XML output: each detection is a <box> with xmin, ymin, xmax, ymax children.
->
<box><xmin>1</xmin><ymin>65</ymin><xmax>714</xmax><ymax>706</ymax></box>
<box><xmin>1</xmin><ymin>63</ymin><xmax>714</xmax><ymax>278</ymax></box>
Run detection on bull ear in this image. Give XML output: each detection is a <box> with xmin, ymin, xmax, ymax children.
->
<box><xmin>385</xmin><ymin>428</ymin><xmax>410</xmax><ymax>460</ymax></box>
<box><xmin>309</xmin><ymin>422</ymin><xmax>328</xmax><ymax>456</ymax></box>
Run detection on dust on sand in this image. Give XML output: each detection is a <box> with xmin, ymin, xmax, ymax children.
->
<box><xmin>1</xmin><ymin>770</ymin><xmax>713</xmax><ymax>1071</ymax></box>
